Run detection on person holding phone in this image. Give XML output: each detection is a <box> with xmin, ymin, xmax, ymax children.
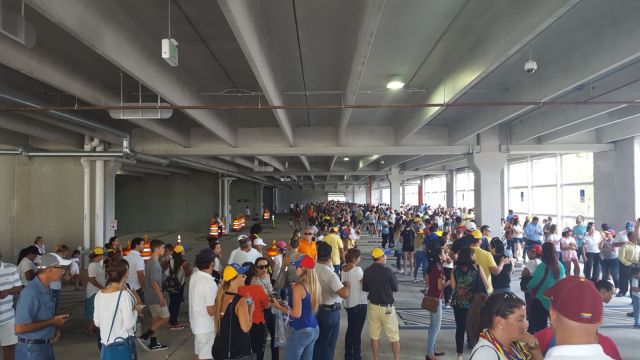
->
<box><xmin>15</xmin><ymin>253</ymin><xmax>72</xmax><ymax>360</ymax></box>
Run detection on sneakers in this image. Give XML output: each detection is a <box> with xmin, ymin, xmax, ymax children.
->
<box><xmin>148</xmin><ymin>342</ymin><xmax>168</xmax><ymax>351</ymax></box>
<box><xmin>170</xmin><ymin>324</ymin><xmax>186</xmax><ymax>330</ymax></box>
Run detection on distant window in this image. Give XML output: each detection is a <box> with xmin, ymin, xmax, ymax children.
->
<box><xmin>327</xmin><ymin>193</ymin><xmax>346</xmax><ymax>202</ymax></box>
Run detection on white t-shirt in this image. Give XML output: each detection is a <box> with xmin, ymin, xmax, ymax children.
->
<box><xmin>547</xmin><ymin>234</ymin><xmax>561</xmax><ymax>252</ymax></box>
<box><xmin>124</xmin><ymin>250</ymin><xmax>145</xmax><ymax>290</ymax></box>
<box><xmin>87</xmin><ymin>262</ymin><xmax>106</xmax><ymax>298</ymax></box>
<box><xmin>544</xmin><ymin>344</ymin><xmax>613</xmax><ymax>359</ymax></box>
<box><xmin>228</xmin><ymin>248</ymin><xmax>250</xmax><ymax>266</ymax></box>
<box><xmin>93</xmin><ymin>289</ymin><xmax>137</xmax><ymax>345</ymax></box>
<box><xmin>526</xmin><ymin>259</ymin><xmax>542</xmax><ymax>274</ymax></box>
<box><xmin>70</xmin><ymin>258</ymin><xmax>80</xmax><ymax>275</ymax></box>
<box><xmin>189</xmin><ymin>269</ymin><xmax>218</xmax><ymax>335</ymax></box>
<box><xmin>315</xmin><ymin>262</ymin><xmax>344</xmax><ymax>305</ymax></box>
<box><xmin>583</xmin><ymin>232</ymin><xmax>602</xmax><ymax>253</ymax></box>
<box><xmin>469</xmin><ymin>338</ymin><xmax>506</xmax><ymax>360</ymax></box>
<box><xmin>18</xmin><ymin>258</ymin><xmax>36</xmax><ymax>286</ymax></box>
<box><xmin>341</xmin><ymin>267</ymin><xmax>367</xmax><ymax>308</ymax></box>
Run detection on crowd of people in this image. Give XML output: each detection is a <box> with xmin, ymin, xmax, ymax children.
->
<box><xmin>2</xmin><ymin>201</ymin><xmax>638</xmax><ymax>360</ymax></box>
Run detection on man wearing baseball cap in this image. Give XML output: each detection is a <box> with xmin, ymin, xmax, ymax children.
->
<box><xmin>543</xmin><ymin>276</ymin><xmax>613</xmax><ymax>359</ymax></box>
<box><xmin>228</xmin><ymin>235</ymin><xmax>261</xmax><ymax>266</ymax></box>
<box><xmin>15</xmin><ymin>253</ymin><xmax>71</xmax><ymax>360</ymax></box>
<box><xmin>362</xmin><ymin>247</ymin><xmax>399</xmax><ymax>360</ymax></box>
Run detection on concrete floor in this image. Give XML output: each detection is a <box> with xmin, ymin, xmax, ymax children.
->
<box><xmin>53</xmin><ymin>222</ymin><xmax>639</xmax><ymax>359</ymax></box>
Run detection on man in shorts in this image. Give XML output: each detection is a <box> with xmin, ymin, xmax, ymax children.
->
<box><xmin>0</xmin><ymin>253</ymin><xmax>22</xmax><ymax>360</ymax></box>
<box><xmin>138</xmin><ymin>239</ymin><xmax>169</xmax><ymax>351</ymax></box>
<box><xmin>189</xmin><ymin>249</ymin><xmax>218</xmax><ymax>359</ymax></box>
<box><xmin>362</xmin><ymin>247</ymin><xmax>399</xmax><ymax>360</ymax></box>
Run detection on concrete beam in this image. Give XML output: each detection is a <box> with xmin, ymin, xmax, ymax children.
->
<box><xmin>256</xmin><ymin>156</ymin><xmax>285</xmax><ymax>172</ymax></box>
<box><xmin>299</xmin><ymin>156</ymin><xmax>311</xmax><ymax>172</ymax></box>
<box><xmin>0</xmin><ymin>26</ymin><xmax>190</xmax><ymax>147</ymax></box>
<box><xmin>0</xmin><ymin>129</ymin><xmax>29</xmax><ymax>147</ymax></box>
<box><xmin>397</xmin><ymin>0</ymin><xmax>578</xmax><ymax>143</ymax></box>
<box><xmin>0</xmin><ymin>112</ymin><xmax>83</xmax><ymax>148</ymax></box>
<box><xmin>597</xmin><ymin>117</ymin><xmax>640</xmax><ymax>143</ymax></box>
<box><xmin>243</xmin><ymin>170</ymin><xmax>446</xmax><ymax>176</ymax></box>
<box><xmin>357</xmin><ymin>155</ymin><xmax>381</xmax><ymax>170</ymax></box>
<box><xmin>403</xmin><ymin>154</ymin><xmax>468</xmax><ymax>170</ymax></box>
<box><xmin>510</xmin><ymin>63</ymin><xmax>640</xmax><ymax>144</ymax></box>
<box><xmin>450</xmin><ymin>1</ymin><xmax>640</xmax><ymax>144</ymax></box>
<box><xmin>337</xmin><ymin>0</ymin><xmax>386</xmax><ymax>146</ymax></box>
<box><xmin>540</xmin><ymin>107</ymin><xmax>640</xmax><ymax>143</ymax></box>
<box><xmin>28</xmin><ymin>0</ymin><xmax>235</xmax><ymax>145</ymax></box>
<box><xmin>500</xmin><ymin>144</ymin><xmax>615</xmax><ymax>154</ymax></box>
<box><xmin>218</xmin><ymin>0</ymin><xmax>295</xmax><ymax>146</ymax></box>
<box><xmin>218</xmin><ymin>156</ymin><xmax>255</xmax><ymax>169</ymax></box>
<box><xmin>329</xmin><ymin>156</ymin><xmax>338</xmax><ymax>171</ymax></box>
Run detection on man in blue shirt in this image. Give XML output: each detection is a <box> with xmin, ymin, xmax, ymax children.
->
<box><xmin>524</xmin><ymin>216</ymin><xmax>544</xmax><ymax>251</ymax></box>
<box><xmin>572</xmin><ymin>216</ymin><xmax>587</xmax><ymax>261</ymax></box>
<box><xmin>15</xmin><ymin>253</ymin><xmax>71</xmax><ymax>360</ymax></box>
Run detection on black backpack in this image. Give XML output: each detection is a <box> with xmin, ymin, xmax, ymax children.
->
<box><xmin>163</xmin><ymin>264</ymin><xmax>182</xmax><ymax>294</ymax></box>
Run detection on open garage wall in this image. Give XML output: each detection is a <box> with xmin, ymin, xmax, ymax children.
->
<box><xmin>115</xmin><ymin>172</ymin><xmax>221</xmax><ymax>234</ymax></box>
<box><xmin>276</xmin><ymin>186</ymin><xmax>367</xmax><ymax>213</ymax></box>
<box><xmin>0</xmin><ymin>157</ymin><xmax>84</xmax><ymax>263</ymax></box>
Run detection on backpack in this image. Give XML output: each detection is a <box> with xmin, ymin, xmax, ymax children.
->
<box><xmin>163</xmin><ymin>263</ymin><xmax>182</xmax><ymax>294</ymax></box>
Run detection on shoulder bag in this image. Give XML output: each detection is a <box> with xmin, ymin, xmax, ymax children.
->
<box><xmin>101</xmin><ymin>290</ymin><xmax>136</xmax><ymax>360</ymax></box>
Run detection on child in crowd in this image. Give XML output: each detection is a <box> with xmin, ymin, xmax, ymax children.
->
<box><xmin>631</xmin><ymin>267</ymin><xmax>640</xmax><ymax>328</ymax></box>
<box><xmin>70</xmin><ymin>249</ymin><xmax>81</xmax><ymax>290</ymax></box>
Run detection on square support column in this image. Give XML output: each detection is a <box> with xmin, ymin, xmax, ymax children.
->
<box><xmin>594</xmin><ymin>136</ymin><xmax>640</xmax><ymax>230</ymax></box>
<box><xmin>469</xmin><ymin>128</ymin><xmax>507</xmax><ymax>233</ymax></box>
<box><xmin>104</xmin><ymin>160</ymin><xmax>121</xmax><ymax>242</ymax></box>
<box><xmin>388</xmin><ymin>166</ymin><xmax>401</xmax><ymax>209</ymax></box>
<box><xmin>446</xmin><ymin>171</ymin><xmax>454</xmax><ymax>208</ymax></box>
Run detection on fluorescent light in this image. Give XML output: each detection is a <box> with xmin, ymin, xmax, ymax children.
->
<box><xmin>386</xmin><ymin>80</ymin><xmax>405</xmax><ymax>90</ymax></box>
<box><xmin>343</xmin><ymin>157</ymin><xmax>350</xmax><ymax>161</ymax></box>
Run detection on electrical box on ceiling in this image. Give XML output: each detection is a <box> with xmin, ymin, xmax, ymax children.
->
<box><xmin>161</xmin><ymin>38</ymin><xmax>178</xmax><ymax>66</ymax></box>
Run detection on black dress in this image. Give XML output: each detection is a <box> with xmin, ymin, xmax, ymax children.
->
<box><xmin>213</xmin><ymin>294</ymin><xmax>252</xmax><ymax>360</ymax></box>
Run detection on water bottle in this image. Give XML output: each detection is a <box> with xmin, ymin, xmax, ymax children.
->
<box><xmin>245</xmin><ymin>294</ymin><xmax>253</xmax><ymax>307</ymax></box>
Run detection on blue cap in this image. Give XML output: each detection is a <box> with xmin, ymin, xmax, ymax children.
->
<box><xmin>223</xmin><ymin>263</ymin><xmax>251</xmax><ymax>281</ymax></box>
<box><xmin>626</xmin><ymin>222</ymin><xmax>635</xmax><ymax>231</ymax></box>
<box><xmin>291</xmin><ymin>255</ymin><xmax>315</xmax><ymax>269</ymax></box>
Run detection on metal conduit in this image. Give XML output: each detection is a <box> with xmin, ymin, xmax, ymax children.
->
<box><xmin>0</xmin><ymin>92</ymin><xmax>129</xmax><ymax>138</ymax></box>
<box><xmin>2</xmin><ymin>100</ymin><xmax>640</xmax><ymax>112</ymax></box>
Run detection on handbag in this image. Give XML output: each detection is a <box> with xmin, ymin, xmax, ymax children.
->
<box><xmin>421</xmin><ymin>295</ymin><xmax>439</xmax><ymax>313</ymax></box>
<box><xmin>224</xmin><ymin>296</ymin><xmax>256</xmax><ymax>360</ymax></box>
<box><xmin>274</xmin><ymin>256</ymin><xmax>289</xmax><ymax>291</ymax></box>
<box><xmin>101</xmin><ymin>290</ymin><xmax>136</xmax><ymax>360</ymax></box>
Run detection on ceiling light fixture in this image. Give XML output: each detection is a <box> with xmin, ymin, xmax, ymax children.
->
<box><xmin>343</xmin><ymin>157</ymin><xmax>350</xmax><ymax>161</ymax></box>
<box><xmin>386</xmin><ymin>79</ymin><xmax>405</xmax><ymax>90</ymax></box>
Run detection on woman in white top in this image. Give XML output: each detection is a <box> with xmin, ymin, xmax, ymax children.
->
<box><xmin>582</xmin><ymin>223</ymin><xmax>602</xmax><ymax>281</ymax></box>
<box><xmin>546</xmin><ymin>224</ymin><xmax>562</xmax><ymax>260</ymax></box>
<box><xmin>341</xmin><ymin>248</ymin><xmax>368</xmax><ymax>360</ymax></box>
<box><xmin>94</xmin><ymin>258</ymin><xmax>144</xmax><ymax>358</ymax></box>
<box><xmin>17</xmin><ymin>246</ymin><xmax>39</xmax><ymax>286</ymax></box>
<box><xmin>469</xmin><ymin>292</ymin><xmax>542</xmax><ymax>360</ymax></box>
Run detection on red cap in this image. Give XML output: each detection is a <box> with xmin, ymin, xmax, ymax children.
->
<box><xmin>544</xmin><ymin>276</ymin><xmax>603</xmax><ymax>324</ymax></box>
<box><xmin>530</xmin><ymin>244</ymin><xmax>542</xmax><ymax>255</ymax></box>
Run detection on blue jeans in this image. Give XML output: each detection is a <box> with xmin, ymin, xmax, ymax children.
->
<box><xmin>633</xmin><ymin>296</ymin><xmax>640</xmax><ymax>327</ymax></box>
<box><xmin>414</xmin><ymin>251</ymin><xmax>428</xmax><ymax>279</ymax></box>
<box><xmin>601</xmin><ymin>258</ymin><xmax>620</xmax><ymax>288</ymax></box>
<box><xmin>345</xmin><ymin>304</ymin><xmax>367</xmax><ymax>360</ymax></box>
<box><xmin>333</xmin><ymin>265</ymin><xmax>341</xmax><ymax>276</ymax></box>
<box><xmin>16</xmin><ymin>343</ymin><xmax>55</xmax><ymax>360</ymax></box>
<box><xmin>427</xmin><ymin>299</ymin><xmax>443</xmax><ymax>355</ymax></box>
<box><xmin>285</xmin><ymin>326</ymin><xmax>319</xmax><ymax>360</ymax></box>
<box><xmin>313</xmin><ymin>308</ymin><xmax>340</xmax><ymax>360</ymax></box>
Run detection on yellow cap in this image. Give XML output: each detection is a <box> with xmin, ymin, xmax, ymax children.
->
<box><xmin>93</xmin><ymin>247</ymin><xmax>104</xmax><ymax>255</ymax></box>
<box><xmin>436</xmin><ymin>231</ymin><xmax>443</xmax><ymax>237</ymax></box>
<box><xmin>471</xmin><ymin>229</ymin><xmax>482</xmax><ymax>239</ymax></box>
<box><xmin>173</xmin><ymin>245</ymin><xmax>184</xmax><ymax>254</ymax></box>
<box><xmin>223</xmin><ymin>264</ymin><xmax>249</xmax><ymax>282</ymax></box>
<box><xmin>371</xmin><ymin>247</ymin><xmax>389</xmax><ymax>259</ymax></box>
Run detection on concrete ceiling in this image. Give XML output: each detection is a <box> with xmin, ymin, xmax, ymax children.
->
<box><xmin>0</xmin><ymin>0</ymin><xmax>639</xmax><ymax>186</ymax></box>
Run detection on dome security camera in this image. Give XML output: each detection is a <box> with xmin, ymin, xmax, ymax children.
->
<box><xmin>524</xmin><ymin>59</ymin><xmax>538</xmax><ymax>74</ymax></box>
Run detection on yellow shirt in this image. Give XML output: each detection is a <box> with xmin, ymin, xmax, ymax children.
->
<box><xmin>472</xmin><ymin>247</ymin><xmax>496</xmax><ymax>293</ymax></box>
<box><xmin>322</xmin><ymin>233</ymin><xmax>344</xmax><ymax>266</ymax></box>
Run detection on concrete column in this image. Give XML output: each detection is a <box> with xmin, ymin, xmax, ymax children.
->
<box><xmin>81</xmin><ymin>158</ymin><xmax>91</xmax><ymax>251</ymax></box>
<box><xmin>446</xmin><ymin>171</ymin><xmax>454</xmax><ymax>208</ymax></box>
<box><xmin>367</xmin><ymin>176</ymin><xmax>373</xmax><ymax>205</ymax></box>
<box><xmin>469</xmin><ymin>128</ymin><xmax>507</xmax><ymax>233</ymax></box>
<box><xmin>104</xmin><ymin>160</ymin><xmax>121</xmax><ymax>241</ymax></box>
<box><xmin>222</xmin><ymin>177</ymin><xmax>235</xmax><ymax>226</ymax></box>
<box><xmin>94</xmin><ymin>159</ymin><xmax>104</xmax><ymax>248</ymax></box>
<box><xmin>594</xmin><ymin>136</ymin><xmax>640</xmax><ymax>230</ymax></box>
<box><xmin>218</xmin><ymin>173</ymin><xmax>222</xmax><ymax>217</ymax></box>
<box><xmin>388</xmin><ymin>166</ymin><xmax>401</xmax><ymax>209</ymax></box>
<box><xmin>255</xmin><ymin>184</ymin><xmax>263</xmax><ymax>217</ymax></box>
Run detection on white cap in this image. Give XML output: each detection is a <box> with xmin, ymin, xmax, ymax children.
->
<box><xmin>237</xmin><ymin>234</ymin><xmax>249</xmax><ymax>242</ymax></box>
<box><xmin>253</xmin><ymin>238</ymin><xmax>266</xmax><ymax>246</ymax></box>
<box><xmin>466</xmin><ymin>222</ymin><xmax>477</xmax><ymax>230</ymax></box>
<box><xmin>38</xmin><ymin>253</ymin><xmax>72</xmax><ymax>269</ymax></box>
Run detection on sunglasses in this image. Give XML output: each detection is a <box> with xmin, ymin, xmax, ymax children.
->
<box><xmin>304</xmin><ymin>233</ymin><xmax>313</xmax><ymax>235</ymax></box>
<box><xmin>257</xmin><ymin>265</ymin><xmax>269</xmax><ymax>269</ymax></box>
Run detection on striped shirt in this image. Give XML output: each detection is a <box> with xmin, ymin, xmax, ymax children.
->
<box><xmin>0</xmin><ymin>262</ymin><xmax>21</xmax><ymax>325</ymax></box>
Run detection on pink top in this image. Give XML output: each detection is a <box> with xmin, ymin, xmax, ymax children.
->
<box><xmin>560</xmin><ymin>236</ymin><xmax>578</xmax><ymax>261</ymax></box>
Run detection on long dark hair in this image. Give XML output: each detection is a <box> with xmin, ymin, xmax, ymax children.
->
<box><xmin>456</xmin><ymin>247</ymin><xmax>475</xmax><ymax>266</ymax></box>
<box><xmin>17</xmin><ymin>245</ymin><xmax>39</xmax><ymax>265</ymax></box>
<box><xmin>471</xmin><ymin>292</ymin><xmax>526</xmax><ymax>342</ymax></box>
<box><xmin>426</xmin><ymin>246</ymin><xmax>443</xmax><ymax>273</ymax></box>
<box><xmin>172</xmin><ymin>251</ymin><xmax>184</xmax><ymax>273</ymax></box>
<box><xmin>541</xmin><ymin>242</ymin><xmax>560</xmax><ymax>279</ymax></box>
<box><xmin>242</xmin><ymin>262</ymin><xmax>257</xmax><ymax>284</ymax></box>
